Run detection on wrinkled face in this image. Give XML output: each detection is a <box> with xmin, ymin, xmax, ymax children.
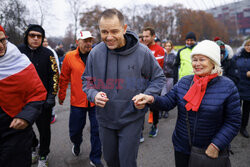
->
<box><xmin>186</xmin><ymin>39</ymin><xmax>196</xmax><ymax>46</ymax></box>
<box><xmin>142</xmin><ymin>30</ymin><xmax>155</xmax><ymax>46</ymax></box>
<box><xmin>0</xmin><ymin>31</ymin><xmax>7</xmax><ymax>57</ymax></box>
<box><xmin>76</xmin><ymin>38</ymin><xmax>93</xmax><ymax>54</ymax></box>
<box><xmin>43</xmin><ymin>38</ymin><xmax>48</xmax><ymax>47</ymax></box>
<box><xmin>165</xmin><ymin>42</ymin><xmax>173</xmax><ymax>53</ymax></box>
<box><xmin>99</xmin><ymin>16</ymin><xmax>127</xmax><ymax>50</ymax></box>
<box><xmin>192</xmin><ymin>54</ymin><xmax>214</xmax><ymax>77</ymax></box>
<box><xmin>244</xmin><ymin>42</ymin><xmax>250</xmax><ymax>53</ymax></box>
<box><xmin>27</xmin><ymin>31</ymin><xmax>42</xmax><ymax>49</ymax></box>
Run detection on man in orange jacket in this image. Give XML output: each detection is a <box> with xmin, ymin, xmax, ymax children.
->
<box><xmin>58</xmin><ymin>31</ymin><xmax>103</xmax><ymax>167</ymax></box>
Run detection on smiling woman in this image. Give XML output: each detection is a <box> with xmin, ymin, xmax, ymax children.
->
<box><xmin>132</xmin><ymin>40</ymin><xmax>241</xmax><ymax>167</ymax></box>
<box><xmin>191</xmin><ymin>55</ymin><xmax>214</xmax><ymax>77</ymax></box>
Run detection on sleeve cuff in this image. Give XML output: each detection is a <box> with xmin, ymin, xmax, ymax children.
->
<box><xmin>211</xmin><ymin>143</ymin><xmax>220</xmax><ymax>151</ymax></box>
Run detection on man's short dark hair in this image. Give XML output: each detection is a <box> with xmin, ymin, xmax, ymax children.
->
<box><xmin>143</xmin><ymin>27</ymin><xmax>155</xmax><ymax>36</ymax></box>
<box><xmin>99</xmin><ymin>8</ymin><xmax>124</xmax><ymax>26</ymax></box>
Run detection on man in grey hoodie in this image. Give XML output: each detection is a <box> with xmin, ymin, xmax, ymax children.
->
<box><xmin>82</xmin><ymin>8</ymin><xmax>165</xmax><ymax>167</ymax></box>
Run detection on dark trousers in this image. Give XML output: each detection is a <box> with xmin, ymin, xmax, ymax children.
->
<box><xmin>32</xmin><ymin>106</ymin><xmax>52</xmax><ymax>157</ymax></box>
<box><xmin>0</xmin><ymin>110</ymin><xmax>33</xmax><ymax>167</ymax></box>
<box><xmin>151</xmin><ymin>108</ymin><xmax>159</xmax><ymax>126</ymax></box>
<box><xmin>70</xmin><ymin>106</ymin><xmax>102</xmax><ymax>164</ymax></box>
<box><xmin>175</xmin><ymin>151</ymin><xmax>189</xmax><ymax>167</ymax></box>
<box><xmin>241</xmin><ymin>100</ymin><xmax>250</xmax><ymax>128</ymax></box>
<box><xmin>99</xmin><ymin>117</ymin><xmax>144</xmax><ymax>167</ymax></box>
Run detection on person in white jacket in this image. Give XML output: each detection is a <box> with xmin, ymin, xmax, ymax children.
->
<box><xmin>43</xmin><ymin>38</ymin><xmax>60</xmax><ymax>124</ymax></box>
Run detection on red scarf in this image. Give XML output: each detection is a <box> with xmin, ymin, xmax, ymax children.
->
<box><xmin>183</xmin><ymin>74</ymin><xmax>218</xmax><ymax>112</ymax></box>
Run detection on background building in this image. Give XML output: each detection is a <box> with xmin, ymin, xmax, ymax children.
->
<box><xmin>207</xmin><ymin>0</ymin><xmax>250</xmax><ymax>37</ymax></box>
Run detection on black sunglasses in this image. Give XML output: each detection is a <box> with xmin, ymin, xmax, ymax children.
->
<box><xmin>28</xmin><ymin>33</ymin><xmax>42</xmax><ymax>39</ymax></box>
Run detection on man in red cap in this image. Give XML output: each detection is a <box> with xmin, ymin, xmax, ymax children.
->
<box><xmin>58</xmin><ymin>30</ymin><xmax>103</xmax><ymax>167</ymax></box>
<box><xmin>0</xmin><ymin>25</ymin><xmax>47</xmax><ymax>167</ymax></box>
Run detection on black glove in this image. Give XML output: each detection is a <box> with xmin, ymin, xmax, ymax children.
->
<box><xmin>44</xmin><ymin>96</ymin><xmax>56</xmax><ymax>109</ymax></box>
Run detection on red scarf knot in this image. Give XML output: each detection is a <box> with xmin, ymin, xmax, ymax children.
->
<box><xmin>183</xmin><ymin>74</ymin><xmax>218</xmax><ymax>112</ymax></box>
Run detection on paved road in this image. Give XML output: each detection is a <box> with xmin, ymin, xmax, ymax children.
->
<box><xmin>32</xmin><ymin>88</ymin><xmax>250</xmax><ymax>167</ymax></box>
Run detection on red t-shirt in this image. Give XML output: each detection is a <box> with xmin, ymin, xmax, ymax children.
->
<box><xmin>149</xmin><ymin>43</ymin><xmax>165</xmax><ymax>68</ymax></box>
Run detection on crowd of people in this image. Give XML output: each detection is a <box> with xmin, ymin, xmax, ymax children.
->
<box><xmin>0</xmin><ymin>7</ymin><xmax>250</xmax><ymax>167</ymax></box>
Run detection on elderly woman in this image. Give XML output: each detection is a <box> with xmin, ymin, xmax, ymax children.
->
<box><xmin>233</xmin><ymin>39</ymin><xmax>250</xmax><ymax>138</ymax></box>
<box><xmin>133</xmin><ymin>40</ymin><xmax>241</xmax><ymax>167</ymax></box>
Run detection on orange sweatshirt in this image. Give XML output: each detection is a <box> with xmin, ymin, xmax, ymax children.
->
<box><xmin>59</xmin><ymin>48</ymin><xmax>95</xmax><ymax>107</ymax></box>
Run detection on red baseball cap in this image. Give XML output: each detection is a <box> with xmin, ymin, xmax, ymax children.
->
<box><xmin>0</xmin><ymin>25</ymin><xmax>6</xmax><ymax>36</ymax></box>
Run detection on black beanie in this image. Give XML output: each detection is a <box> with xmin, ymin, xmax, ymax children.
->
<box><xmin>185</xmin><ymin>32</ymin><xmax>196</xmax><ymax>41</ymax></box>
<box><xmin>24</xmin><ymin>24</ymin><xmax>45</xmax><ymax>46</ymax></box>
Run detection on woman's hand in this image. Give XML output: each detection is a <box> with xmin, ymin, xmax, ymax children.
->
<box><xmin>132</xmin><ymin>93</ymin><xmax>154</xmax><ymax>109</ymax></box>
<box><xmin>246</xmin><ymin>71</ymin><xmax>250</xmax><ymax>78</ymax></box>
<box><xmin>205</xmin><ymin>143</ymin><xmax>219</xmax><ymax>158</ymax></box>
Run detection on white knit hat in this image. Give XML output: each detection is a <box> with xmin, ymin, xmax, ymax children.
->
<box><xmin>190</xmin><ymin>40</ymin><xmax>221</xmax><ymax>66</ymax></box>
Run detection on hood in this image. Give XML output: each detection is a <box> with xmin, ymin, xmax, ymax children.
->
<box><xmin>225</xmin><ymin>44</ymin><xmax>234</xmax><ymax>59</ymax></box>
<box><xmin>24</xmin><ymin>24</ymin><xmax>45</xmax><ymax>47</ymax></box>
<box><xmin>109</xmin><ymin>30</ymin><xmax>139</xmax><ymax>56</ymax></box>
<box><xmin>236</xmin><ymin>46</ymin><xmax>244</xmax><ymax>56</ymax></box>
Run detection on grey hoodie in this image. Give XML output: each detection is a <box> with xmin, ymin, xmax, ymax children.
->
<box><xmin>82</xmin><ymin>31</ymin><xmax>166</xmax><ymax>129</ymax></box>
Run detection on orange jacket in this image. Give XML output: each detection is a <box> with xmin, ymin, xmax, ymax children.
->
<box><xmin>59</xmin><ymin>48</ymin><xmax>95</xmax><ymax>107</ymax></box>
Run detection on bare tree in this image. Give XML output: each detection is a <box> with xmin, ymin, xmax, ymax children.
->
<box><xmin>35</xmin><ymin>0</ymin><xmax>46</xmax><ymax>26</ymax></box>
<box><xmin>63</xmin><ymin>24</ymin><xmax>75</xmax><ymax>50</ymax></box>
<box><xmin>21</xmin><ymin>0</ymin><xmax>51</xmax><ymax>26</ymax></box>
<box><xmin>79</xmin><ymin>5</ymin><xmax>105</xmax><ymax>42</ymax></box>
<box><xmin>0</xmin><ymin>0</ymin><xmax>29</xmax><ymax>45</ymax></box>
<box><xmin>122</xmin><ymin>4</ymin><xmax>152</xmax><ymax>34</ymax></box>
<box><xmin>175</xmin><ymin>7</ymin><xmax>229</xmax><ymax>43</ymax></box>
<box><xmin>66</xmin><ymin>0</ymin><xmax>86</xmax><ymax>40</ymax></box>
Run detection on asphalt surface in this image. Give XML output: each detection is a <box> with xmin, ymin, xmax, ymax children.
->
<box><xmin>32</xmin><ymin>88</ymin><xmax>250</xmax><ymax>167</ymax></box>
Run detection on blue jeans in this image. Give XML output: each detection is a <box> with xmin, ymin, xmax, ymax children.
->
<box><xmin>70</xmin><ymin>105</ymin><xmax>102</xmax><ymax>164</ymax></box>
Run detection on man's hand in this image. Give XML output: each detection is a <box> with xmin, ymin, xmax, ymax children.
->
<box><xmin>94</xmin><ymin>92</ymin><xmax>109</xmax><ymax>108</ymax></box>
<box><xmin>9</xmin><ymin>118</ymin><xmax>29</xmax><ymax>130</ymax></box>
<box><xmin>132</xmin><ymin>93</ymin><xmax>154</xmax><ymax>109</ymax></box>
<box><xmin>58</xmin><ymin>98</ymin><xmax>64</xmax><ymax>105</ymax></box>
<box><xmin>205</xmin><ymin>143</ymin><xmax>219</xmax><ymax>158</ymax></box>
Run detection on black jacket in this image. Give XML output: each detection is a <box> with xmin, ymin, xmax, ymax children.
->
<box><xmin>233</xmin><ymin>48</ymin><xmax>250</xmax><ymax>100</ymax></box>
<box><xmin>221</xmin><ymin>58</ymin><xmax>239</xmax><ymax>85</ymax></box>
<box><xmin>18</xmin><ymin>44</ymin><xmax>59</xmax><ymax>105</ymax></box>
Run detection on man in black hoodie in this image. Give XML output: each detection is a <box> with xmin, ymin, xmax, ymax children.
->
<box><xmin>82</xmin><ymin>9</ymin><xmax>165</xmax><ymax>167</ymax></box>
<box><xmin>18</xmin><ymin>24</ymin><xmax>59</xmax><ymax>167</ymax></box>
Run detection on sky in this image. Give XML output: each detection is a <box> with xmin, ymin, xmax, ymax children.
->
<box><xmin>25</xmin><ymin>0</ymin><xmax>237</xmax><ymax>37</ymax></box>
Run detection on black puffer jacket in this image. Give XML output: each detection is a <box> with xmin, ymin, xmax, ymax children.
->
<box><xmin>233</xmin><ymin>48</ymin><xmax>250</xmax><ymax>100</ymax></box>
<box><xmin>152</xmin><ymin>75</ymin><xmax>241</xmax><ymax>154</ymax></box>
<box><xmin>221</xmin><ymin>57</ymin><xmax>239</xmax><ymax>85</ymax></box>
